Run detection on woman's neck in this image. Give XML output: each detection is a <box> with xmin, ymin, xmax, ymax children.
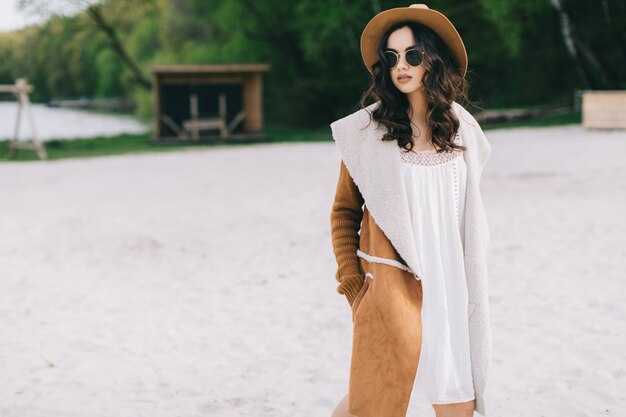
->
<box><xmin>407</xmin><ymin>90</ymin><xmax>428</xmax><ymax>125</ymax></box>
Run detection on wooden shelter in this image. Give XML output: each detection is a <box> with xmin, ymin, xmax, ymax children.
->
<box><xmin>150</xmin><ymin>64</ymin><xmax>270</xmax><ymax>143</ymax></box>
<box><xmin>582</xmin><ymin>90</ymin><xmax>626</xmax><ymax>129</ymax></box>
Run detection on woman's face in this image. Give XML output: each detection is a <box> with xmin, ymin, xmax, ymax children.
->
<box><xmin>386</xmin><ymin>26</ymin><xmax>425</xmax><ymax>96</ymax></box>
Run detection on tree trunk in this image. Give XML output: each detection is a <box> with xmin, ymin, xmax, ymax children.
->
<box><xmin>601</xmin><ymin>0</ymin><xmax>626</xmax><ymax>64</ymax></box>
<box><xmin>86</xmin><ymin>4</ymin><xmax>151</xmax><ymax>91</ymax></box>
<box><xmin>548</xmin><ymin>0</ymin><xmax>591</xmax><ymax>88</ymax></box>
<box><xmin>576</xmin><ymin>38</ymin><xmax>612</xmax><ymax>87</ymax></box>
<box><xmin>548</xmin><ymin>0</ymin><xmax>615</xmax><ymax>88</ymax></box>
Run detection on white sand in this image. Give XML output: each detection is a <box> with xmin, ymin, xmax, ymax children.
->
<box><xmin>0</xmin><ymin>102</ymin><xmax>149</xmax><ymax>141</ymax></box>
<box><xmin>0</xmin><ymin>124</ymin><xmax>625</xmax><ymax>417</ymax></box>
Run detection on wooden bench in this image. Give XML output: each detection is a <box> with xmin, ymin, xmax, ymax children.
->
<box><xmin>582</xmin><ymin>90</ymin><xmax>626</xmax><ymax>129</ymax></box>
<box><xmin>162</xmin><ymin>93</ymin><xmax>246</xmax><ymax>141</ymax></box>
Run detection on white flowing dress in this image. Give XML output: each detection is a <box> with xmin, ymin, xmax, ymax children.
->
<box><xmin>400</xmin><ymin>131</ymin><xmax>475</xmax><ymax>409</ymax></box>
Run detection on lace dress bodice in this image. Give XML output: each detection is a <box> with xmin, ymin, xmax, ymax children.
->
<box><xmin>400</xmin><ymin>132</ymin><xmax>465</xmax><ymax>230</ymax></box>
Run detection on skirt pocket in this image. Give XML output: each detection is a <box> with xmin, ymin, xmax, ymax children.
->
<box><xmin>351</xmin><ymin>273</ymin><xmax>372</xmax><ymax>322</ymax></box>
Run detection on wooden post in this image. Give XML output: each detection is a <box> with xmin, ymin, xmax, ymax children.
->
<box><xmin>243</xmin><ymin>73</ymin><xmax>262</xmax><ymax>132</ymax></box>
<box><xmin>219</xmin><ymin>93</ymin><xmax>228</xmax><ymax>139</ymax></box>
<box><xmin>190</xmin><ymin>93</ymin><xmax>199</xmax><ymax>140</ymax></box>
<box><xmin>151</xmin><ymin>72</ymin><xmax>161</xmax><ymax>138</ymax></box>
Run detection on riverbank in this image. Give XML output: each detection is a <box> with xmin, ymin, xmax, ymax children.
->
<box><xmin>0</xmin><ymin>109</ymin><xmax>581</xmax><ymax>162</ymax></box>
<box><xmin>0</xmin><ymin>102</ymin><xmax>149</xmax><ymax>142</ymax></box>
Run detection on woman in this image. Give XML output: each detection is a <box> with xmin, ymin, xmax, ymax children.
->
<box><xmin>329</xmin><ymin>4</ymin><xmax>493</xmax><ymax>417</ymax></box>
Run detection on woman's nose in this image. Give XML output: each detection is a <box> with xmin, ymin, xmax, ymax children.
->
<box><xmin>397</xmin><ymin>54</ymin><xmax>409</xmax><ymax>69</ymax></box>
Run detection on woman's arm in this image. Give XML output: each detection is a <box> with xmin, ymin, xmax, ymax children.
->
<box><xmin>330</xmin><ymin>160</ymin><xmax>365</xmax><ymax>306</ymax></box>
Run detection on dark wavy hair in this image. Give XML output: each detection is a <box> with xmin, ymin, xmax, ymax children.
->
<box><xmin>359</xmin><ymin>21</ymin><xmax>470</xmax><ymax>153</ymax></box>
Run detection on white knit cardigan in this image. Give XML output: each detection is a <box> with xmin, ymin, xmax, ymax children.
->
<box><xmin>330</xmin><ymin>100</ymin><xmax>493</xmax><ymax>416</ymax></box>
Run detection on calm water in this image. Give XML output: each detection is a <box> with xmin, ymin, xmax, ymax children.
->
<box><xmin>0</xmin><ymin>102</ymin><xmax>149</xmax><ymax>141</ymax></box>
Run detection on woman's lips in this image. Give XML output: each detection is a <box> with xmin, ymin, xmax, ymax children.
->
<box><xmin>397</xmin><ymin>74</ymin><xmax>413</xmax><ymax>83</ymax></box>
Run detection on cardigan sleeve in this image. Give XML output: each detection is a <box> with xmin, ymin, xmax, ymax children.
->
<box><xmin>460</xmin><ymin>105</ymin><xmax>491</xmax><ymax>173</ymax></box>
<box><xmin>474</xmin><ymin>121</ymin><xmax>491</xmax><ymax>172</ymax></box>
<box><xmin>330</xmin><ymin>159</ymin><xmax>365</xmax><ymax>306</ymax></box>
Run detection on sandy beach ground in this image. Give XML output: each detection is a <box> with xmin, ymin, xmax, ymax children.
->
<box><xmin>1</xmin><ymin>124</ymin><xmax>625</xmax><ymax>417</ymax></box>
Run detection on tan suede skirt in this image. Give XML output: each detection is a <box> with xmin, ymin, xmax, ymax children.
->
<box><xmin>347</xmin><ymin>257</ymin><xmax>424</xmax><ymax>417</ymax></box>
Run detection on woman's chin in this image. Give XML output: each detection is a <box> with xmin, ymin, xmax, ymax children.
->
<box><xmin>395</xmin><ymin>83</ymin><xmax>420</xmax><ymax>95</ymax></box>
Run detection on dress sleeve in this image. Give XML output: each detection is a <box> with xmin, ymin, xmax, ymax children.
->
<box><xmin>330</xmin><ymin>160</ymin><xmax>365</xmax><ymax>306</ymax></box>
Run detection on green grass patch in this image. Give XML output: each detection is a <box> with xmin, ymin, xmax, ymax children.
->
<box><xmin>0</xmin><ymin>132</ymin><xmax>238</xmax><ymax>162</ymax></box>
<box><xmin>265</xmin><ymin>126</ymin><xmax>332</xmax><ymax>143</ymax></box>
<box><xmin>483</xmin><ymin>109</ymin><xmax>581</xmax><ymax>130</ymax></box>
<box><xmin>0</xmin><ymin>133</ymin><xmax>155</xmax><ymax>162</ymax></box>
<box><xmin>0</xmin><ymin>127</ymin><xmax>334</xmax><ymax>162</ymax></box>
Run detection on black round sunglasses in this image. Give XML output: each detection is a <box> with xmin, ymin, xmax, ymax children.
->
<box><xmin>384</xmin><ymin>48</ymin><xmax>425</xmax><ymax>69</ymax></box>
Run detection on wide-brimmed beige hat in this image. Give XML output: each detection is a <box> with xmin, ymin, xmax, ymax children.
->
<box><xmin>360</xmin><ymin>4</ymin><xmax>467</xmax><ymax>77</ymax></box>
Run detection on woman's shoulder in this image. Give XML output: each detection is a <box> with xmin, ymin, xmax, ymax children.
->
<box><xmin>330</xmin><ymin>101</ymin><xmax>383</xmax><ymax>147</ymax></box>
<box><xmin>330</xmin><ymin>101</ymin><xmax>380</xmax><ymax>130</ymax></box>
<box><xmin>452</xmin><ymin>102</ymin><xmax>491</xmax><ymax>167</ymax></box>
<box><xmin>451</xmin><ymin>101</ymin><xmax>481</xmax><ymax>129</ymax></box>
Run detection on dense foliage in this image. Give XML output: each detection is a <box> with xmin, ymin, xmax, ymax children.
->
<box><xmin>0</xmin><ymin>0</ymin><xmax>624</xmax><ymax>127</ymax></box>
